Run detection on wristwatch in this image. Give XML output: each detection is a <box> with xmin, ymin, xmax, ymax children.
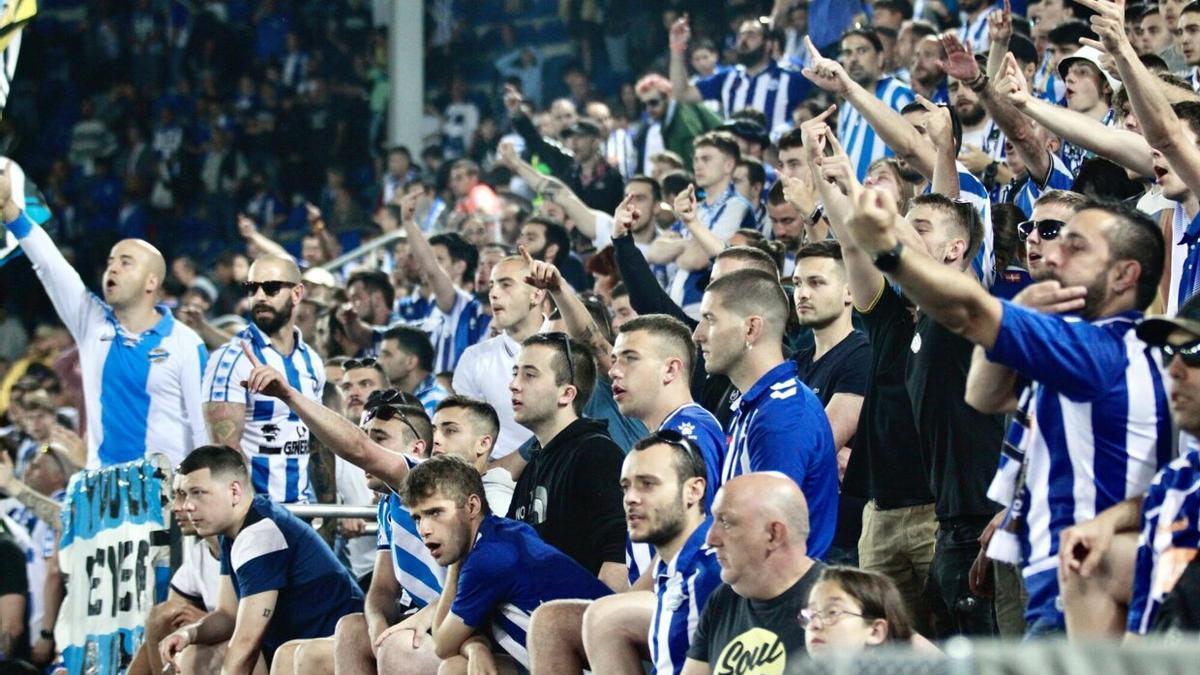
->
<box><xmin>39</xmin><ymin>629</ymin><xmax>54</xmax><ymax>640</ymax></box>
<box><xmin>873</xmin><ymin>242</ymin><xmax>905</xmax><ymax>272</ymax></box>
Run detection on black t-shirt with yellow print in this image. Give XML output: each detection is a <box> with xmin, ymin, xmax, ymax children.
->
<box><xmin>687</xmin><ymin>561</ymin><xmax>825</xmax><ymax>674</ymax></box>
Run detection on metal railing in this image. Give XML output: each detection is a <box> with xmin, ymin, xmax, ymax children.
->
<box><xmin>320</xmin><ymin>229</ymin><xmax>406</xmax><ymax>273</ymax></box>
<box><xmin>284</xmin><ymin>503</ymin><xmax>380</xmax><ymax>535</ymax></box>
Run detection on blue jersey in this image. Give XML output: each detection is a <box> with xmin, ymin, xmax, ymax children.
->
<box><xmin>204</xmin><ymin>325</ymin><xmax>325</xmax><ymax>503</ymax></box>
<box><xmin>957</xmin><ymin>6</ymin><xmax>998</xmax><ymax>54</ymax></box>
<box><xmin>377</xmin><ymin>491</ymin><xmax>445</xmax><ymax>608</ymax></box>
<box><xmin>1174</xmin><ymin>206</ymin><xmax>1200</xmax><ymax>310</ymax></box>
<box><xmin>661</xmin><ymin>403</ymin><xmax>727</xmax><ymax>508</ymax></box>
<box><xmin>220</xmin><ymin>496</ymin><xmax>364</xmax><ymax>656</ymax></box>
<box><xmin>394</xmin><ymin>291</ymin><xmax>436</xmax><ymax>324</ymax></box>
<box><xmin>668</xmin><ymin>184</ymin><xmax>756</xmax><ymax>319</ymax></box>
<box><xmin>724</xmin><ymin>361</ymin><xmax>839</xmax><ymax>559</ymax></box>
<box><xmin>413</xmin><ymin>373</ymin><xmax>450</xmax><ymax>416</ymax></box>
<box><xmin>1013</xmin><ymin>152</ymin><xmax>1075</xmax><ymax>218</ymax></box>
<box><xmin>695</xmin><ymin>62</ymin><xmax>811</xmax><ymax>134</ymax></box>
<box><xmin>424</xmin><ymin>289</ymin><xmax>491</xmax><ymax>373</ymax></box>
<box><xmin>1128</xmin><ymin>444</ymin><xmax>1200</xmax><ymax>634</ymax></box>
<box><xmin>451</xmin><ymin>515</ymin><xmax>612</xmax><ymax>668</ymax></box>
<box><xmin>839</xmin><ymin>77</ymin><xmax>915</xmax><ymax>181</ymax></box>
<box><xmin>7</xmin><ymin>214</ymin><xmax>209</xmax><ymax>468</ymax></box>
<box><xmin>985</xmin><ymin>303</ymin><xmax>1174</xmax><ymax>625</ymax></box>
<box><xmin>650</xmin><ymin>519</ymin><xmax>722</xmax><ymax>675</ymax></box>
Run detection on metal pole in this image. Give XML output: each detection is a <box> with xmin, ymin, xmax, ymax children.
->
<box><xmin>319</xmin><ymin>228</ymin><xmax>406</xmax><ymax>273</ymax></box>
<box><xmin>388</xmin><ymin>0</ymin><xmax>424</xmax><ymax>156</ymax></box>
<box><xmin>284</xmin><ymin>503</ymin><xmax>379</xmax><ymax>519</ymax></box>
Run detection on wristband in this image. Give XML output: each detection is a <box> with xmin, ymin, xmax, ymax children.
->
<box><xmin>4</xmin><ymin>209</ymin><xmax>31</xmax><ymax>238</ymax></box>
<box><xmin>40</xmin><ymin>629</ymin><xmax>54</xmax><ymax>640</ymax></box>
<box><xmin>969</xmin><ymin>74</ymin><xmax>989</xmax><ymax>93</ymax></box>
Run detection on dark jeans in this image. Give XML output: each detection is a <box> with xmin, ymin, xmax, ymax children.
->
<box><xmin>926</xmin><ymin>517</ymin><xmax>998</xmax><ymax>638</ymax></box>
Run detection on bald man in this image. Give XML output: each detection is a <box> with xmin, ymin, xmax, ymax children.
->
<box><xmin>202</xmin><ymin>255</ymin><xmax>326</xmax><ymax>503</ymax></box>
<box><xmin>0</xmin><ymin>157</ymin><xmax>208</xmax><ymax>468</ymax></box>
<box><xmin>681</xmin><ymin>473</ymin><xmax>824</xmax><ymax>675</ymax></box>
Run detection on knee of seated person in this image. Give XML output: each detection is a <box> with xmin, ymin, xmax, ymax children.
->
<box><xmin>582</xmin><ymin>595</ymin><xmax>620</xmax><ymax>641</ymax></box>
<box><xmin>375</xmin><ymin>628</ymin><xmax>418</xmax><ymax>663</ymax></box>
<box><xmin>335</xmin><ymin>612</ymin><xmax>366</xmax><ymax>641</ymax></box>
<box><xmin>530</xmin><ymin>599</ymin><xmax>587</xmax><ymax>636</ymax></box>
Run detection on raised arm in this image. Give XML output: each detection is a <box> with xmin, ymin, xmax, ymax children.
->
<box><xmin>503</xmin><ymin>85</ymin><xmax>573</xmax><ymax>178</ymax></box>
<box><xmin>499</xmin><ymin>142</ymin><xmax>600</xmax><ymax>240</ymax></box>
<box><xmin>399</xmin><ymin>190</ymin><xmax>460</xmax><ymax>314</ymax></box>
<box><xmin>668</xmin><ymin>15</ymin><xmax>703</xmax><ymax>103</ymax></box>
<box><xmin>306</xmin><ymin>204</ymin><xmax>343</xmax><ymax>261</ymax></box>
<box><xmin>1084</xmin><ymin>0</ymin><xmax>1200</xmax><ymax>195</ymax></box>
<box><xmin>236</xmin><ymin>214</ymin><xmax>290</xmax><ymax>259</ymax></box>
<box><xmin>802</xmin><ymin>37</ymin><xmax>933</xmax><ymax>179</ymax></box>
<box><xmin>1018</xmin><ymin>96</ymin><xmax>1153</xmax><ymax>176</ymax></box>
<box><xmin>240</xmin><ymin>344</ymin><xmax>414</xmax><ymax>488</ymax></box>
<box><xmin>985</xmin><ymin>0</ymin><xmax>1013</xmax><ymax>78</ymax></box>
<box><xmin>522</xmin><ymin>244</ymin><xmax>615</xmax><ymax>371</ymax></box>
<box><xmin>915</xmin><ymin>96</ymin><xmax>962</xmax><ymax>197</ymax></box>
<box><xmin>0</xmin><ymin>452</ymin><xmax>62</xmax><ymax>529</ymax></box>
<box><xmin>845</xmin><ymin>188</ymin><xmax>1003</xmax><ymax>348</ymax></box>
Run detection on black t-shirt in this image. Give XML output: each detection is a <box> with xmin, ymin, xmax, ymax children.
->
<box><xmin>909</xmin><ymin>312</ymin><xmax>1005</xmax><ymax>520</ymax></box>
<box><xmin>793</xmin><ymin>330</ymin><xmax>871</xmax><ymax>407</ymax></box>
<box><xmin>507</xmin><ymin>417</ymin><xmax>626</xmax><ymax>575</ymax></box>
<box><xmin>0</xmin><ymin>526</ymin><xmax>30</xmax><ymax>662</ymax></box>
<box><xmin>843</xmin><ymin>286</ymin><xmax>933</xmax><ymax>507</ymax></box>
<box><xmin>687</xmin><ymin>561</ymin><xmax>825</xmax><ymax>672</ymax></box>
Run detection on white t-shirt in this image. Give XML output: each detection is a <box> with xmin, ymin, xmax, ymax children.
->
<box><xmin>170</xmin><ymin>536</ymin><xmax>222</xmax><ymax>612</ymax></box>
<box><xmin>452</xmin><ymin>331</ymin><xmax>533</xmax><ymax>459</ymax></box>
<box><xmin>336</xmin><ymin>455</ymin><xmax>378</xmax><ymax>579</ymax></box>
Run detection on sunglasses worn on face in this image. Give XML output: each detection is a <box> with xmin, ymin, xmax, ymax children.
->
<box><xmin>1161</xmin><ymin>338</ymin><xmax>1200</xmax><ymax>367</ymax></box>
<box><xmin>243</xmin><ymin>280</ymin><xmax>298</xmax><ymax>296</ymax></box>
<box><xmin>643</xmin><ymin>98</ymin><xmax>664</xmax><ymax>108</ymax></box>
<box><xmin>1017</xmin><ymin>219</ymin><xmax>1064</xmax><ymax>242</ymax></box>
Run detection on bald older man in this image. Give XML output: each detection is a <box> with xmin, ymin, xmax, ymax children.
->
<box><xmin>202</xmin><ymin>255</ymin><xmax>325</xmax><ymax>503</ymax></box>
<box><xmin>681</xmin><ymin>473</ymin><xmax>825</xmax><ymax>675</ymax></box>
<box><xmin>0</xmin><ymin>157</ymin><xmax>208</xmax><ymax>468</ymax></box>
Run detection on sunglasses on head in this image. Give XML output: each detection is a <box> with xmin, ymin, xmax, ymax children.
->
<box><xmin>362</xmin><ymin>389</ymin><xmax>420</xmax><ymax>439</ymax></box>
<box><xmin>1160</xmin><ymin>337</ymin><xmax>1200</xmax><ymax>367</ymax></box>
<box><xmin>242</xmin><ymin>280</ymin><xmax>298</xmax><ymax>296</ymax></box>
<box><xmin>1016</xmin><ymin>219</ymin><xmax>1064</xmax><ymax>243</ymax></box>
<box><xmin>549</xmin><ymin>332</ymin><xmax>576</xmax><ymax>386</ymax></box>
<box><xmin>648</xmin><ymin>429</ymin><xmax>706</xmax><ymax>468</ymax></box>
<box><xmin>344</xmin><ymin>357</ymin><xmax>380</xmax><ymax>371</ymax></box>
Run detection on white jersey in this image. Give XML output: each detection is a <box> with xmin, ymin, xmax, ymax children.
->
<box><xmin>8</xmin><ymin>216</ymin><xmax>208</xmax><ymax>468</ymax></box>
<box><xmin>169</xmin><ymin>536</ymin><xmax>222</xmax><ymax>612</ymax></box>
<box><xmin>452</xmin><ymin>331</ymin><xmax>534</xmax><ymax>459</ymax></box>
<box><xmin>203</xmin><ymin>324</ymin><xmax>325</xmax><ymax>503</ymax></box>
<box><xmin>336</xmin><ymin>455</ymin><xmax>377</xmax><ymax>579</ymax></box>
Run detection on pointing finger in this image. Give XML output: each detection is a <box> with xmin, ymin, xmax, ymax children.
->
<box><xmin>241</xmin><ymin>341</ymin><xmax>262</xmax><ymax>368</ymax></box>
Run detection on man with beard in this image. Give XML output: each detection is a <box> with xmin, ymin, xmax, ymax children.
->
<box><xmin>766</xmin><ymin>181</ymin><xmax>811</xmax><ymax>276</ymax></box>
<box><xmin>203</xmin><ymin>255</ymin><xmax>325</xmax><ymax>504</ymax></box>
<box><xmin>846</xmin><ymin>189</ymin><xmax>1173</xmax><ymax>638</ymax></box>
<box><xmin>909</xmin><ymin>34</ymin><xmax>950</xmax><ymax>103</ymax></box>
<box><xmin>669</xmin><ymin>16</ymin><xmax>810</xmax><ymax>134</ymax></box>
<box><xmin>820</xmin><ymin>29</ymin><xmax>916</xmax><ymax>182</ymax></box>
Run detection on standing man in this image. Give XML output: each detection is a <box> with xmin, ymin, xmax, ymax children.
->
<box><xmin>632</xmin><ymin>74</ymin><xmax>722</xmax><ymax>175</ymax></box>
<box><xmin>507</xmin><ymin>333</ymin><xmax>628</xmax><ymax>588</ymax></box>
<box><xmin>161</xmin><ymin>445</ymin><xmax>364</xmax><ymax>674</ymax></box>
<box><xmin>376</xmin><ymin>325</ymin><xmax>449</xmax><ymax>416</ymax></box>
<box><xmin>693</xmin><ymin>269</ymin><xmax>840</xmax><ymax>559</ymax></box>
<box><xmin>453</xmin><ymin>255</ymin><xmax>547</xmax><ymax>458</ymax></box>
<box><xmin>204</xmin><ymin>255</ymin><xmax>324</xmax><ymax>503</ymax></box>
<box><xmin>0</xmin><ymin>157</ymin><xmax>208</xmax><ymax>468</ymax></box>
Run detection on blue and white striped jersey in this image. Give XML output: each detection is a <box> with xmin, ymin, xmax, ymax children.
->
<box><xmin>6</xmin><ymin>214</ymin><xmax>209</xmax><ymax>469</ymax></box>
<box><xmin>423</xmin><ymin>289</ymin><xmax>491</xmax><ymax>373</ymax></box>
<box><xmin>1059</xmin><ymin>109</ymin><xmax>1115</xmax><ymax>176</ymax></box>
<box><xmin>650</xmin><ymin>518</ymin><xmax>722</xmax><ymax>675</ymax></box>
<box><xmin>1035</xmin><ymin>58</ymin><xmax>1067</xmax><ymax>105</ymax></box>
<box><xmin>839</xmin><ymin>77</ymin><xmax>916</xmax><ymax>181</ymax></box>
<box><xmin>1128</xmin><ymin>444</ymin><xmax>1200</xmax><ymax>634</ymax></box>
<box><xmin>1013</xmin><ymin>152</ymin><xmax>1076</xmax><ymax>218</ymax></box>
<box><xmin>204</xmin><ymin>324</ymin><xmax>324</xmax><ymax>503</ymax></box>
<box><xmin>377</xmin><ymin>490</ymin><xmax>445</xmax><ymax>609</ymax></box>
<box><xmin>724</xmin><ymin>360</ymin><xmax>839</xmax><ymax>559</ymax></box>
<box><xmin>985</xmin><ymin>303</ymin><xmax>1175</xmax><ymax>624</ymax></box>
<box><xmin>957</xmin><ymin>6</ymin><xmax>998</xmax><ymax>55</ymax></box>
<box><xmin>921</xmin><ymin>162</ymin><xmax>996</xmax><ymax>287</ymax></box>
<box><xmin>695</xmin><ymin>62</ymin><xmax>812</xmax><ymax>134</ymax></box>
<box><xmin>413</xmin><ymin>373</ymin><xmax>450</xmax><ymax>416</ymax></box>
<box><xmin>668</xmin><ymin>184</ymin><xmax>756</xmax><ymax>319</ymax></box>
<box><xmin>451</xmin><ymin>515</ymin><xmax>612</xmax><ymax>668</ymax></box>
<box><xmin>661</xmin><ymin>403</ymin><xmax>728</xmax><ymax>508</ymax></box>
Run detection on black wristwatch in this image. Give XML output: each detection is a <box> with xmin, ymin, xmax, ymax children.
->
<box><xmin>873</xmin><ymin>242</ymin><xmax>904</xmax><ymax>272</ymax></box>
<box><xmin>39</xmin><ymin>629</ymin><xmax>54</xmax><ymax>641</ymax></box>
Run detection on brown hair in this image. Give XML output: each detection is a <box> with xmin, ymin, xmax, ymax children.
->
<box><xmin>815</xmin><ymin>566</ymin><xmax>915</xmax><ymax>641</ymax></box>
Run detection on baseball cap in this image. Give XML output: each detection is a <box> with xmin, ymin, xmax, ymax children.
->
<box><xmin>718</xmin><ymin>119</ymin><xmax>770</xmax><ymax>147</ymax></box>
<box><xmin>302</xmin><ymin>267</ymin><xmax>338</xmax><ymax>288</ymax></box>
<box><xmin>1137</xmin><ymin>293</ymin><xmax>1200</xmax><ymax>346</ymax></box>
<box><xmin>1057</xmin><ymin>46</ymin><xmax>1121</xmax><ymax>93</ymax></box>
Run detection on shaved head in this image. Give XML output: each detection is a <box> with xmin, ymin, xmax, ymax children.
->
<box><xmin>724</xmin><ymin>472</ymin><xmax>810</xmax><ymax>545</ymax></box>
<box><xmin>105</xmin><ymin>239</ymin><xmax>168</xmax><ymax>309</ymax></box>
<box><xmin>249</xmin><ymin>255</ymin><xmax>303</xmax><ymax>284</ymax></box>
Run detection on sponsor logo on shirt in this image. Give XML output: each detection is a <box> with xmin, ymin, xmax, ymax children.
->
<box><xmin>148</xmin><ymin>347</ymin><xmax>171</xmax><ymax>363</ymax></box>
<box><xmin>715</xmin><ymin>627</ymin><xmax>786</xmax><ymax>675</ymax></box>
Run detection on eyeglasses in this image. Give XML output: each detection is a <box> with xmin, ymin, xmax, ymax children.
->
<box><xmin>642</xmin><ymin>97</ymin><xmax>664</xmax><ymax>108</ymax></box>
<box><xmin>362</xmin><ymin>389</ymin><xmax>420</xmax><ymax>439</ymax></box>
<box><xmin>798</xmin><ymin>607</ymin><xmax>866</xmax><ymax>629</ymax></box>
<box><xmin>1160</xmin><ymin>337</ymin><xmax>1200</xmax><ymax>367</ymax></box>
<box><xmin>344</xmin><ymin>357</ymin><xmax>380</xmax><ymax>371</ymax></box>
<box><xmin>1016</xmin><ymin>219</ymin><xmax>1064</xmax><ymax>242</ymax></box>
<box><xmin>242</xmin><ymin>280</ymin><xmax>298</xmax><ymax>296</ymax></box>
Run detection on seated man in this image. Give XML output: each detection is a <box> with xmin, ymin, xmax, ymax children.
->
<box><xmin>131</xmin><ymin>474</ymin><xmax>224</xmax><ymax>675</ymax></box>
<box><xmin>160</xmin><ymin>445</ymin><xmax>364</xmax><ymax>675</ymax></box>
<box><xmin>405</xmin><ymin>455</ymin><xmax>612</xmax><ymax>674</ymax></box>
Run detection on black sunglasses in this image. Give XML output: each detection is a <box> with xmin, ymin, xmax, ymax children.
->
<box><xmin>1017</xmin><ymin>219</ymin><xmax>1064</xmax><ymax>243</ymax></box>
<box><xmin>362</xmin><ymin>389</ymin><xmax>420</xmax><ymax>439</ymax></box>
<box><xmin>344</xmin><ymin>357</ymin><xmax>380</xmax><ymax>371</ymax></box>
<box><xmin>243</xmin><ymin>280</ymin><xmax>298</xmax><ymax>296</ymax></box>
<box><xmin>646</xmin><ymin>429</ymin><xmax>707</xmax><ymax>474</ymax></box>
<box><xmin>1160</xmin><ymin>337</ymin><xmax>1200</xmax><ymax>367</ymax></box>
<box><xmin>642</xmin><ymin>97</ymin><xmax>664</xmax><ymax>108</ymax></box>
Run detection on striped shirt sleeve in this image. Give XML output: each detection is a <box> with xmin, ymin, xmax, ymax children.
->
<box><xmin>203</xmin><ymin>342</ymin><xmax>251</xmax><ymax>405</ymax></box>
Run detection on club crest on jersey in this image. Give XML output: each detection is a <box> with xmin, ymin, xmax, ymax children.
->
<box><xmin>148</xmin><ymin>347</ymin><xmax>171</xmax><ymax>363</ymax></box>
